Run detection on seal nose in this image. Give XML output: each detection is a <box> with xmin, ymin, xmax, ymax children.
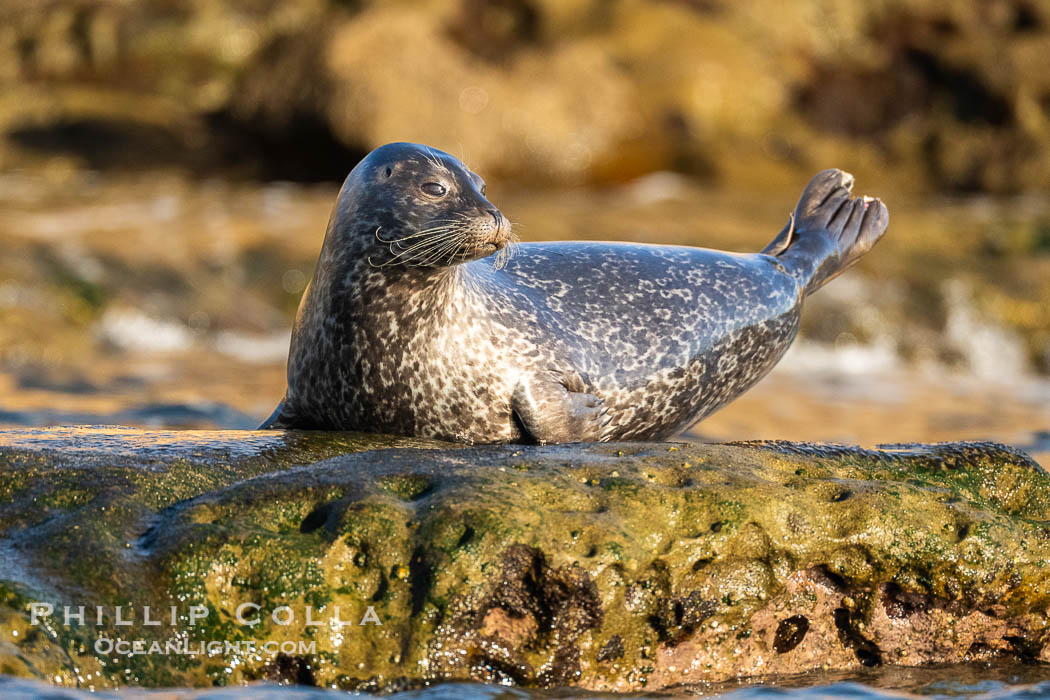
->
<box><xmin>487</xmin><ymin>209</ymin><xmax>501</xmax><ymax>231</ymax></box>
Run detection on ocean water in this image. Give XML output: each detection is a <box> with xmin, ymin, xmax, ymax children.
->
<box><xmin>3</xmin><ymin>663</ymin><xmax>1050</xmax><ymax>700</ymax></box>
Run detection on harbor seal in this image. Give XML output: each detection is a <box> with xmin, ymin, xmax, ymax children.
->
<box><xmin>261</xmin><ymin>142</ymin><xmax>888</xmax><ymax>443</ymax></box>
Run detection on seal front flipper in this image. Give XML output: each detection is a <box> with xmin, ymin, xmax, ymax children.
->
<box><xmin>259</xmin><ymin>398</ymin><xmax>291</xmax><ymax>429</ymax></box>
<box><xmin>511</xmin><ymin>370</ymin><xmax>608</xmax><ymax>444</ymax></box>
<box><xmin>765</xmin><ymin>169</ymin><xmax>889</xmax><ymax>295</ymax></box>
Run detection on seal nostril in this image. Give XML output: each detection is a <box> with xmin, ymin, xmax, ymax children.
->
<box><xmin>487</xmin><ymin>209</ymin><xmax>501</xmax><ymax>231</ymax></box>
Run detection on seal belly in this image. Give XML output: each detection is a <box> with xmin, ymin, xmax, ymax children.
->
<box><xmin>473</xmin><ymin>241</ymin><xmax>804</xmax><ymax>440</ymax></box>
<box><xmin>603</xmin><ymin>309</ymin><xmax>801</xmax><ymax>440</ymax></box>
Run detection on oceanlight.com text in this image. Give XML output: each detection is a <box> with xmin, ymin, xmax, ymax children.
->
<box><xmin>93</xmin><ymin>638</ymin><xmax>318</xmax><ymax>657</ymax></box>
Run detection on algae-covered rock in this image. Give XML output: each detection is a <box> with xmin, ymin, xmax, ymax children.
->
<box><xmin>1</xmin><ymin>428</ymin><xmax>1050</xmax><ymax>691</ymax></box>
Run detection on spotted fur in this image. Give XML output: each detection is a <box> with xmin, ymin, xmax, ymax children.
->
<box><xmin>262</xmin><ymin>143</ymin><xmax>888</xmax><ymax>444</ymax></box>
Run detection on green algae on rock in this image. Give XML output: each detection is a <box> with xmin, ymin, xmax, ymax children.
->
<box><xmin>1</xmin><ymin>429</ymin><xmax>1049</xmax><ymax>691</ymax></box>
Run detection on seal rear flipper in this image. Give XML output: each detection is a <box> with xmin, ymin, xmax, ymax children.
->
<box><xmin>760</xmin><ymin>217</ymin><xmax>796</xmax><ymax>257</ymax></box>
<box><xmin>767</xmin><ymin>169</ymin><xmax>889</xmax><ymax>295</ymax></box>
<box><xmin>511</xmin><ymin>370</ymin><xmax>610</xmax><ymax>444</ymax></box>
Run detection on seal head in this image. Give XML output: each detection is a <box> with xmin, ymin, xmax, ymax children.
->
<box><xmin>342</xmin><ymin>143</ymin><xmax>514</xmax><ymax>269</ymax></box>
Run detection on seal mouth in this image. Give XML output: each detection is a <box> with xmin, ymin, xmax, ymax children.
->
<box><xmin>460</xmin><ymin>238</ymin><xmax>504</xmax><ymax>259</ymax></box>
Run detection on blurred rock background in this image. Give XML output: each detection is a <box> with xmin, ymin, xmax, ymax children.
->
<box><xmin>0</xmin><ymin>0</ymin><xmax>1047</xmax><ymax>451</ymax></box>
<box><xmin>5</xmin><ymin>0</ymin><xmax>1050</xmax><ymax>188</ymax></box>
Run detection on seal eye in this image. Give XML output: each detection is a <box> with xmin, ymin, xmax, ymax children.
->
<box><xmin>385</xmin><ymin>167</ymin><xmax>392</xmax><ymax>178</ymax></box>
<box><xmin>421</xmin><ymin>182</ymin><xmax>447</xmax><ymax>197</ymax></box>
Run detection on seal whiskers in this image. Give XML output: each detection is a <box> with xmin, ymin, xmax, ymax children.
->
<box><xmin>371</xmin><ymin>225</ymin><xmax>474</xmax><ymax>268</ymax></box>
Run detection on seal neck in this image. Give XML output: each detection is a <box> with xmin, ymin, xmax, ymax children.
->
<box><xmin>376</xmin><ymin>264</ymin><xmax>460</xmax><ymax>304</ymax></box>
<box><xmin>336</xmin><ymin>259</ymin><xmax>463</xmax><ymax>320</ymax></box>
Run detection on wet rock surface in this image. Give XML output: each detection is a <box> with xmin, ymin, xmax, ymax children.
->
<box><xmin>1</xmin><ymin>428</ymin><xmax>1049</xmax><ymax>691</ymax></box>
